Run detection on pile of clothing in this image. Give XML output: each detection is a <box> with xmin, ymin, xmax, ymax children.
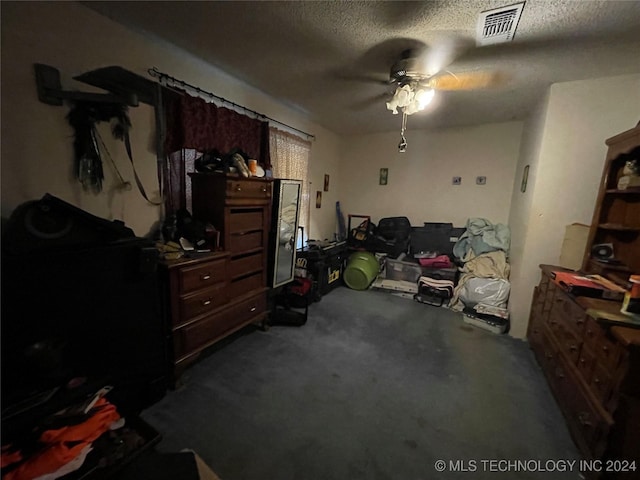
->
<box><xmin>449</xmin><ymin>218</ymin><xmax>511</xmax><ymax>331</ymax></box>
<box><xmin>1</xmin><ymin>388</ymin><xmax>146</xmax><ymax>480</ymax></box>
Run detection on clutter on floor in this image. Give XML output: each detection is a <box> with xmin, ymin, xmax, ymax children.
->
<box><xmin>344</xmin><ymin>215</ymin><xmax>512</xmax><ymax>334</ymax></box>
<box><xmin>295</xmin><ymin>239</ymin><xmax>347</xmax><ymax>301</ymax></box>
<box><xmin>269</xmin><ymin>278</ymin><xmax>312</xmax><ymax>327</ymax></box>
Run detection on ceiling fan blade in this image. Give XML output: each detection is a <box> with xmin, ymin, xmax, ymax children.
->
<box><xmin>420</xmin><ymin>35</ymin><xmax>474</xmax><ymax>76</ymax></box>
<box><xmin>349</xmin><ymin>92</ymin><xmax>391</xmax><ymax>111</ymax></box>
<box><xmin>333</xmin><ymin>71</ymin><xmax>390</xmax><ymax>85</ymax></box>
<box><xmin>424</xmin><ymin>71</ymin><xmax>507</xmax><ymax>91</ymax></box>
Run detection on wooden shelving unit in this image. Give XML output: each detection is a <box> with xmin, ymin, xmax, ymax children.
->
<box><xmin>582</xmin><ymin>125</ymin><xmax>640</xmax><ymax>279</ymax></box>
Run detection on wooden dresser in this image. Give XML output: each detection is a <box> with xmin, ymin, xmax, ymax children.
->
<box><xmin>190</xmin><ymin>173</ymin><xmax>272</xmax><ymax>298</ymax></box>
<box><xmin>528</xmin><ymin>265</ymin><xmax>640</xmax><ymax>478</ymax></box>
<box><xmin>160</xmin><ymin>252</ymin><xmax>267</xmax><ymax>384</ymax></box>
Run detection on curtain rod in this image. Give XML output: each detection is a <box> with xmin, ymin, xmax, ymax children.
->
<box><xmin>147</xmin><ymin>67</ymin><xmax>315</xmax><ymax>141</ymax></box>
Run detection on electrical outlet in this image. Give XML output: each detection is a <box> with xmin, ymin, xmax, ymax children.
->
<box><xmin>452</xmin><ymin>176</ymin><xmax>462</xmax><ymax>185</ymax></box>
<box><xmin>476</xmin><ymin>176</ymin><xmax>486</xmax><ymax>185</ymax></box>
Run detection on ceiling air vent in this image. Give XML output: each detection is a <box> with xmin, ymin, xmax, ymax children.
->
<box><xmin>476</xmin><ymin>2</ymin><xmax>525</xmax><ymax>46</ymax></box>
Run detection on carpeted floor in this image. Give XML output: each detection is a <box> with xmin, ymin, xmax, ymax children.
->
<box><xmin>142</xmin><ymin>287</ymin><xmax>582</xmax><ymax>480</ymax></box>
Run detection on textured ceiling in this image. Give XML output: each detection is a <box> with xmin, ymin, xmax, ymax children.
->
<box><xmin>83</xmin><ymin>1</ymin><xmax>640</xmax><ymax>135</ymax></box>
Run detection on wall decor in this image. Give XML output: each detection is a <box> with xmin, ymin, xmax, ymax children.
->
<box><xmin>324</xmin><ymin>174</ymin><xmax>330</xmax><ymax>192</ymax></box>
<box><xmin>316</xmin><ymin>190</ymin><xmax>322</xmax><ymax>208</ymax></box>
<box><xmin>521</xmin><ymin>164</ymin><xmax>530</xmax><ymax>193</ymax></box>
<box><xmin>379</xmin><ymin>168</ymin><xmax>388</xmax><ymax>185</ymax></box>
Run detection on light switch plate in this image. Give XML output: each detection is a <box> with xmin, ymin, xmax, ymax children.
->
<box><xmin>476</xmin><ymin>176</ymin><xmax>486</xmax><ymax>185</ymax></box>
<box><xmin>452</xmin><ymin>176</ymin><xmax>462</xmax><ymax>185</ymax></box>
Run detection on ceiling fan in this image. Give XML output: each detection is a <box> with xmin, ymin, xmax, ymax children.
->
<box><xmin>378</xmin><ymin>37</ymin><xmax>507</xmax><ymax>151</ymax></box>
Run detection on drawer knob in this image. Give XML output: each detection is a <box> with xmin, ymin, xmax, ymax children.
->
<box><xmin>261</xmin><ymin>187</ymin><xmax>267</xmax><ymax>192</ymax></box>
<box><xmin>602</xmin><ymin>346</ymin><xmax>609</xmax><ymax>353</ymax></box>
<box><xmin>250</xmin><ymin>306</ymin><xmax>257</xmax><ymax>312</ymax></box>
<box><xmin>569</xmin><ymin>344</ymin><xmax>577</xmax><ymax>351</ymax></box>
<box><xmin>593</xmin><ymin>377</ymin><xmax>600</xmax><ymax>384</ymax></box>
<box><xmin>202</xmin><ymin>298</ymin><xmax>212</xmax><ymax>306</ymax></box>
<box><xmin>236</xmin><ymin>185</ymin><xmax>242</xmax><ymax>191</ymax></box>
<box><xmin>201</xmin><ymin>274</ymin><xmax>211</xmax><ymax>281</ymax></box>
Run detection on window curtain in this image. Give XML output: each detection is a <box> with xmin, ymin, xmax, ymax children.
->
<box><xmin>163</xmin><ymin>92</ymin><xmax>271</xmax><ymax>214</ymax></box>
<box><xmin>269</xmin><ymin>127</ymin><xmax>311</xmax><ymax>237</ymax></box>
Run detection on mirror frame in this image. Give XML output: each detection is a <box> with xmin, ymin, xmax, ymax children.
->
<box><xmin>270</xmin><ymin>179</ymin><xmax>303</xmax><ymax>288</ymax></box>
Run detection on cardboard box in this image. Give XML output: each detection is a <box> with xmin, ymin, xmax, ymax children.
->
<box><xmin>559</xmin><ymin>223</ymin><xmax>590</xmax><ymax>271</ymax></box>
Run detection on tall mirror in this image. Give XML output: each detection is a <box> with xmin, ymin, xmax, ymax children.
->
<box><xmin>269</xmin><ymin>179</ymin><xmax>302</xmax><ymax>288</ymax></box>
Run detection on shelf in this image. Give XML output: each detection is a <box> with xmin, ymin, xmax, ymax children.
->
<box><xmin>605</xmin><ymin>188</ymin><xmax>640</xmax><ymax>194</ymax></box>
<box><xmin>597</xmin><ymin>223</ymin><xmax>640</xmax><ymax>232</ymax></box>
<box><xmin>588</xmin><ymin>258</ymin><xmax>631</xmax><ymax>272</ymax></box>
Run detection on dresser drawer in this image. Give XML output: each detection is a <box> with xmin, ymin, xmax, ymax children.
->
<box><xmin>584</xmin><ymin>318</ymin><xmax>621</xmax><ymax>370</ymax></box>
<box><xmin>551</xmin><ymin>353</ymin><xmax>612</xmax><ymax>459</ymax></box>
<box><xmin>576</xmin><ymin>345</ymin><xmax>596</xmax><ymax>382</ymax></box>
<box><xmin>528</xmin><ymin>287</ymin><xmax>545</xmax><ymax>348</ymax></box>
<box><xmin>229</xmin><ymin>209</ymin><xmax>264</xmax><ymax>233</ymax></box>
<box><xmin>174</xmin><ymin>291</ymin><xmax>267</xmax><ymax>359</ymax></box>
<box><xmin>538</xmin><ymin>325</ymin><xmax>560</xmax><ymax>374</ymax></box>
<box><xmin>230</xmin><ymin>252</ymin><xmax>263</xmax><ymax>279</ymax></box>
<box><xmin>589</xmin><ymin>361</ymin><xmax>615</xmax><ymax>406</ymax></box>
<box><xmin>179</xmin><ymin>258</ymin><xmax>227</xmax><ymax>294</ymax></box>
<box><xmin>179</xmin><ymin>283</ymin><xmax>229</xmax><ymax>321</ymax></box>
<box><xmin>552</xmin><ymin>292</ymin><xmax>587</xmax><ymax>336</ymax></box>
<box><xmin>228</xmin><ymin>272</ymin><xmax>263</xmax><ymax>299</ymax></box>
<box><xmin>229</xmin><ymin>231</ymin><xmax>263</xmax><ymax>254</ymax></box>
<box><xmin>558</xmin><ymin>326</ymin><xmax>582</xmax><ymax>365</ymax></box>
<box><xmin>543</xmin><ymin>281</ymin><xmax>557</xmax><ymax>314</ymax></box>
<box><xmin>226</xmin><ymin>178</ymin><xmax>271</xmax><ymax>200</ymax></box>
<box><xmin>546</xmin><ymin>309</ymin><xmax>565</xmax><ymax>342</ymax></box>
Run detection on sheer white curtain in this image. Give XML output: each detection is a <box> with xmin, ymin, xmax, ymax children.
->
<box><xmin>269</xmin><ymin>128</ymin><xmax>311</xmax><ymax>240</ymax></box>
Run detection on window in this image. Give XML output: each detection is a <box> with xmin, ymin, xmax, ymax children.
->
<box><xmin>269</xmin><ymin>128</ymin><xmax>311</xmax><ymax>242</ymax></box>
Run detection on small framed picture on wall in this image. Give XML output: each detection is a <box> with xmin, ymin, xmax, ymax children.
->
<box><xmin>379</xmin><ymin>168</ymin><xmax>388</xmax><ymax>185</ymax></box>
<box><xmin>324</xmin><ymin>174</ymin><xmax>330</xmax><ymax>192</ymax></box>
<box><xmin>521</xmin><ymin>165</ymin><xmax>530</xmax><ymax>193</ymax></box>
<box><xmin>316</xmin><ymin>191</ymin><xmax>322</xmax><ymax>208</ymax></box>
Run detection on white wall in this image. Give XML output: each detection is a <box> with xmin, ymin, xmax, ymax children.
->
<box><xmin>338</xmin><ymin>122</ymin><xmax>523</xmax><ymax>227</ymax></box>
<box><xmin>1</xmin><ymin>2</ymin><xmax>340</xmax><ymax>239</ymax></box>
<box><xmin>507</xmin><ymin>74</ymin><xmax>640</xmax><ymax>339</ymax></box>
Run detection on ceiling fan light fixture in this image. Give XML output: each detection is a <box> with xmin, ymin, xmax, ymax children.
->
<box><xmin>415</xmin><ymin>88</ymin><xmax>435</xmax><ymax>109</ymax></box>
<box><xmin>386</xmin><ymin>84</ymin><xmax>434</xmax><ymax>116</ymax></box>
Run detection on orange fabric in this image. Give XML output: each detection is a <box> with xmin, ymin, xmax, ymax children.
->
<box><xmin>1</xmin><ymin>447</ymin><xmax>23</xmax><ymax>468</ymax></box>
<box><xmin>4</xmin><ymin>398</ymin><xmax>120</xmax><ymax>480</ymax></box>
